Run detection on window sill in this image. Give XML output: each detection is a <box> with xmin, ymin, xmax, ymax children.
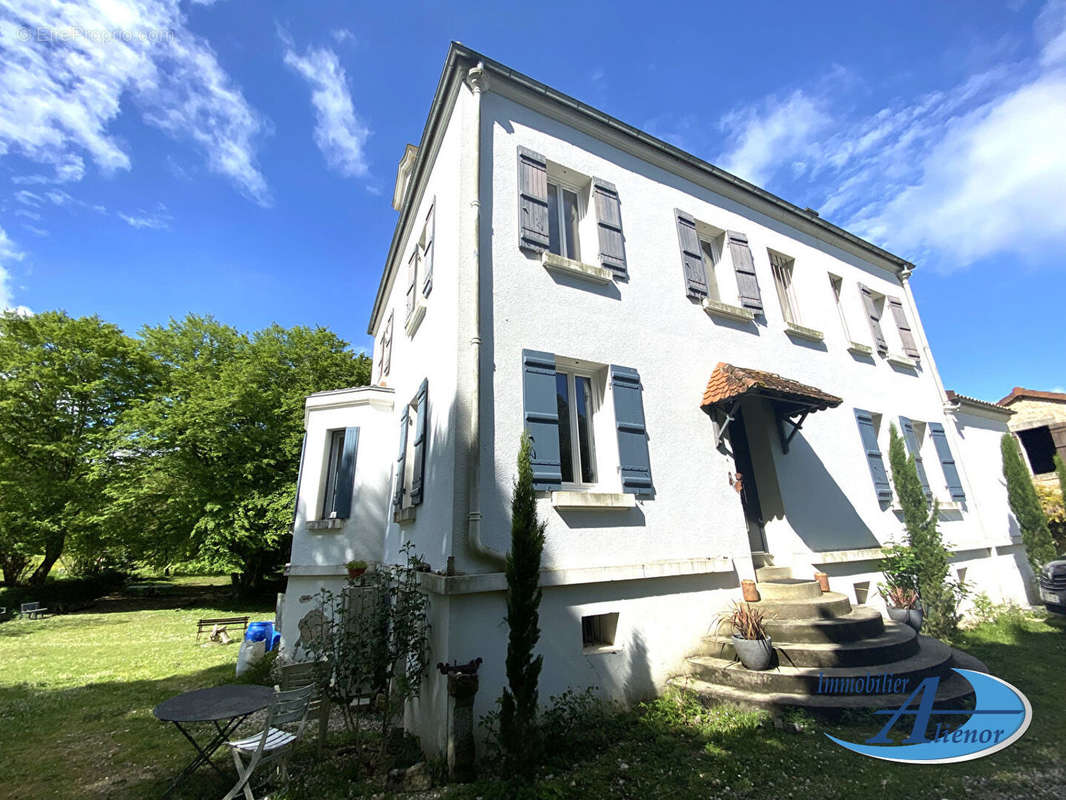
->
<box><xmin>405</xmin><ymin>304</ymin><xmax>426</xmax><ymax>337</ymax></box>
<box><xmin>307</xmin><ymin>518</ymin><xmax>346</xmax><ymax>532</ymax></box>
<box><xmin>848</xmin><ymin>341</ymin><xmax>874</xmax><ymax>356</ymax></box>
<box><xmin>939</xmin><ymin>501</ymin><xmax>963</xmax><ymax>512</ymax></box>
<box><xmin>582</xmin><ymin>644</ymin><xmax>623</xmax><ymax>655</ymax></box>
<box><xmin>551</xmin><ymin>491</ymin><xmax>637</xmax><ymax>510</ymax></box>
<box><xmin>887</xmin><ymin>353</ymin><xmax>918</xmax><ymax>369</ymax></box>
<box><xmin>702</xmin><ymin>298</ymin><xmax>754</xmax><ymax>322</ymax></box>
<box><xmin>541</xmin><ymin>252</ymin><xmax>613</xmax><ymax>284</ymax></box>
<box><xmin>785</xmin><ymin>322</ymin><xmax>824</xmax><ymax>342</ymax></box>
<box><xmin>393</xmin><ymin>506</ymin><xmax>417</xmax><ymax>524</ymax></box>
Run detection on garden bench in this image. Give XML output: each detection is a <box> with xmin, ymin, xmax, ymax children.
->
<box><xmin>195</xmin><ymin>615</ymin><xmax>248</xmax><ymax>641</ymax></box>
<box><xmin>20</xmin><ymin>601</ymin><xmax>47</xmax><ymax>620</ymax></box>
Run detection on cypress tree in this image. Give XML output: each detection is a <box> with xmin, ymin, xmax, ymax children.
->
<box><xmin>1002</xmin><ymin>434</ymin><xmax>1056</xmax><ymax>573</ymax></box>
<box><xmin>499</xmin><ymin>432</ymin><xmax>546</xmax><ymax>779</ymax></box>
<box><xmin>887</xmin><ymin>424</ymin><xmax>959</xmax><ymax>639</ymax></box>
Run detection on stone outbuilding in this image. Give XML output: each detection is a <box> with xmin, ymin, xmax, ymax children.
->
<box><xmin>997</xmin><ymin>387</ymin><xmax>1066</xmax><ymax>485</ymax></box>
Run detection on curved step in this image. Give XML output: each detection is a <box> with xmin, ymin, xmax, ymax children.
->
<box><xmin>686</xmin><ymin>635</ymin><xmax>954</xmax><ymax>696</ymax></box>
<box><xmin>755</xmin><ymin>592</ymin><xmax>852</xmax><ymax>620</ymax></box>
<box><xmin>763</xmin><ymin>606</ymin><xmax>885</xmax><ymax>643</ymax></box>
<box><xmin>757</xmin><ymin>579</ymin><xmax>823</xmax><ymax>601</ymax></box>
<box><xmin>668</xmin><ymin>668</ymin><xmax>976</xmax><ymax>711</ymax></box>
<box><xmin>701</xmin><ymin>624</ymin><xmax>919</xmax><ymax>668</ymax></box>
<box><xmin>755</xmin><ymin>565</ymin><xmax>791</xmax><ymax>581</ymax></box>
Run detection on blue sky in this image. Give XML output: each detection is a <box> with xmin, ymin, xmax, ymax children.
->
<box><xmin>1</xmin><ymin>0</ymin><xmax>1064</xmax><ymax>402</ymax></box>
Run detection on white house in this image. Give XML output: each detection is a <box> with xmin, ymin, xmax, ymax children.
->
<box><xmin>279</xmin><ymin>43</ymin><xmax>1032</xmax><ymax>755</ymax></box>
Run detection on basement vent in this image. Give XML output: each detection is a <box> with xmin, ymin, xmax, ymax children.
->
<box><xmin>581</xmin><ymin>612</ymin><xmax>619</xmax><ymax>651</ymax></box>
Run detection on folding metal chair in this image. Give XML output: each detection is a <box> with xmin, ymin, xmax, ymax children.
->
<box><xmin>276</xmin><ymin>662</ymin><xmax>330</xmax><ymax>756</ymax></box>
<box><xmin>222</xmin><ymin>685</ymin><xmax>313</xmax><ymax>800</ymax></box>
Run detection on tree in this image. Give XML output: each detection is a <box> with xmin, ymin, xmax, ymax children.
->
<box><xmin>499</xmin><ymin>433</ymin><xmax>546</xmax><ymax>779</ymax></box>
<box><xmin>1056</xmin><ymin>453</ymin><xmax>1066</xmax><ymax>502</ymax></box>
<box><xmin>886</xmin><ymin>423</ymin><xmax>962</xmax><ymax>639</ymax></box>
<box><xmin>0</xmin><ymin>311</ymin><xmax>157</xmax><ymax>586</ymax></box>
<box><xmin>1002</xmin><ymin>434</ymin><xmax>1056</xmax><ymax>573</ymax></box>
<box><xmin>107</xmin><ymin>316</ymin><xmax>370</xmax><ymax>590</ymax></box>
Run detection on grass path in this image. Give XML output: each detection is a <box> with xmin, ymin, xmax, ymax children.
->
<box><xmin>0</xmin><ymin>590</ymin><xmax>273</xmax><ymax>799</ymax></box>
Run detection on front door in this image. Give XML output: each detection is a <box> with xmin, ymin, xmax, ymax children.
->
<box><xmin>728</xmin><ymin>408</ymin><xmax>767</xmax><ymax>553</ymax></box>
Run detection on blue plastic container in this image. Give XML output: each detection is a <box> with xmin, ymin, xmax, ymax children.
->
<box><xmin>246</xmin><ymin>621</ymin><xmax>274</xmax><ymax>645</ymax></box>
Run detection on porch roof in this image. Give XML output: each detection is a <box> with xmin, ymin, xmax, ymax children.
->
<box><xmin>700</xmin><ymin>362</ymin><xmax>842</xmax><ymax>415</ymax></box>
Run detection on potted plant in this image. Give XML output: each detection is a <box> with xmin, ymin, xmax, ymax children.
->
<box><xmin>727</xmin><ymin>602</ymin><xmax>774</xmax><ymax>670</ymax></box>
<box><xmin>346</xmin><ymin>560</ymin><xmax>368</xmax><ymax>579</ymax></box>
<box><xmin>880</xmin><ymin>581</ymin><xmax>923</xmax><ymax>632</ymax></box>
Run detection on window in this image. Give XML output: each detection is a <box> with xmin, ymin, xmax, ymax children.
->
<box><xmin>393</xmin><ymin>380</ymin><xmax>428</xmax><ymax>516</ymax></box>
<box><xmin>321</xmin><ymin>429</ymin><xmax>347</xmax><ymax>518</ymax></box>
<box><xmin>555</xmin><ymin>369</ymin><xmax>598</xmax><ymax>485</ymax></box>
<box><xmin>770</xmin><ymin>251</ymin><xmax>800</xmax><ymax>325</ymax></box>
<box><xmin>859</xmin><ymin>284</ymin><xmax>888</xmax><ymax>355</ymax></box>
<box><xmin>378</xmin><ymin>311</ymin><xmax>393</xmax><ymax>381</ymax></box>
<box><xmin>547</xmin><ymin>181</ymin><xmax>582</xmax><ymax>261</ymax></box>
<box><xmin>828</xmin><ymin>274</ymin><xmax>851</xmax><ymax>340</ymax></box>
<box><xmin>581</xmin><ymin>612</ymin><xmax>619</xmax><ymax>650</ymax></box>
<box><xmin>699</xmin><ymin>235</ymin><xmax>723</xmax><ymax>301</ymax></box>
<box><xmin>405</xmin><ymin>201</ymin><xmax>434</xmax><ymax>335</ymax></box>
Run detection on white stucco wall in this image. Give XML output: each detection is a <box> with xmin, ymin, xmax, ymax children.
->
<box><xmin>479</xmin><ymin>90</ymin><xmax>987</xmax><ymax>574</ymax></box>
<box><xmin>369</xmin><ymin>87</ymin><xmax>471</xmax><ymax>573</ymax></box>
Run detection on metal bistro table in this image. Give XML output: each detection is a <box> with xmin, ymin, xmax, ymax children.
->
<box><xmin>153</xmin><ymin>684</ymin><xmax>273</xmax><ymax>798</ymax></box>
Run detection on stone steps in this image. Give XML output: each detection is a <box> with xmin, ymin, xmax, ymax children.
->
<box><xmin>756</xmin><ymin>579</ymin><xmax>823</xmax><ymax>601</ymax></box>
<box><xmin>755</xmin><ymin>565</ymin><xmax>792</xmax><ymax>581</ymax></box>
<box><xmin>754</xmin><ymin>591</ymin><xmax>852</xmax><ymax>620</ymax></box>
<box><xmin>701</xmin><ymin>623</ymin><xmax>919</xmax><ymax>668</ymax></box>
<box><xmin>670</xmin><ymin>661</ymin><xmax>979</xmax><ymax>711</ymax></box>
<box><xmin>762</xmin><ymin>606</ymin><xmax>885</xmax><ymax>644</ymax></box>
<box><xmin>686</xmin><ymin>635</ymin><xmax>954</xmax><ymax>696</ymax></box>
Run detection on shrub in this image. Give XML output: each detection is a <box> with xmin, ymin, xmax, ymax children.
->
<box><xmin>499</xmin><ymin>433</ymin><xmax>546</xmax><ymax>780</ymax></box>
<box><xmin>1036</xmin><ymin>483</ymin><xmax>1066</xmax><ymax>555</ymax></box>
<box><xmin>887</xmin><ymin>424</ymin><xmax>965</xmax><ymax>639</ymax></box>
<box><xmin>1002</xmin><ymin>434</ymin><xmax>1057</xmax><ymax>572</ymax></box>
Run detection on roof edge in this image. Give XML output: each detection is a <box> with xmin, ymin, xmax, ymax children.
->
<box><xmin>946</xmin><ymin>390</ymin><xmax>1014</xmax><ymax>416</ymax></box>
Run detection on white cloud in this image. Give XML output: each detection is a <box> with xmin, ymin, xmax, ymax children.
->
<box><xmin>0</xmin><ymin>224</ymin><xmax>25</xmax><ymax>310</ymax></box>
<box><xmin>0</xmin><ymin>0</ymin><xmax>270</xmax><ymax>204</ymax></box>
<box><xmin>714</xmin><ymin>1</ymin><xmax>1066</xmax><ymax>271</ymax></box>
<box><xmin>283</xmin><ymin>43</ymin><xmax>370</xmax><ymax>179</ymax></box>
<box><xmin>118</xmin><ymin>202</ymin><xmax>171</xmax><ymax>229</ymax></box>
<box><xmin>717</xmin><ymin>90</ymin><xmax>830</xmax><ymax>187</ymax></box>
<box><xmin>331</xmin><ymin>28</ymin><xmax>354</xmax><ymax>45</ymax></box>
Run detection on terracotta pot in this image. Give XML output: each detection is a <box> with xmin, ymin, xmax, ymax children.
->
<box><xmin>741</xmin><ymin>579</ymin><xmax>759</xmax><ymax>602</ymax></box>
<box><xmin>814</xmin><ymin>572</ymin><xmax>830</xmax><ymax>593</ymax></box>
<box><xmin>347</xmin><ymin>567</ymin><xmax>367</xmax><ymax>579</ymax></box>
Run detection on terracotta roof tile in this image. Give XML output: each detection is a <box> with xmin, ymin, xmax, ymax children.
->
<box><xmin>997</xmin><ymin>387</ymin><xmax>1066</xmax><ymax>406</ymax></box>
<box><xmin>946</xmin><ymin>390</ymin><xmax>1013</xmax><ymax>416</ymax></box>
<box><xmin>700</xmin><ymin>362</ymin><xmax>842</xmax><ymax>412</ymax></box>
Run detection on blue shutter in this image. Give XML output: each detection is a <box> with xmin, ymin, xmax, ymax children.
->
<box><xmin>611</xmin><ymin>365</ymin><xmax>654</xmax><ymax>496</ymax></box>
<box><xmin>332</xmin><ymin>427</ymin><xmax>360</xmax><ymax>518</ymax></box>
<box><xmin>854</xmin><ymin>409</ymin><xmax>891</xmax><ymax>504</ymax></box>
<box><xmin>898</xmin><ymin>417</ymin><xmax>931</xmax><ymax>499</ymax></box>
<box><xmin>517</xmin><ymin>147</ymin><xmax>550</xmax><ymax>252</ymax></box>
<box><xmin>393</xmin><ymin>406</ymin><xmax>409</xmax><ymax>508</ymax></box>
<box><xmin>929</xmin><ymin>422</ymin><xmax>965</xmax><ymax>501</ymax></box>
<box><xmin>521</xmin><ymin>349</ymin><xmax>562</xmax><ymax>491</ymax></box>
<box><xmin>410</xmin><ymin>380</ymin><xmax>429</xmax><ymax>505</ymax></box>
<box><xmin>592</xmin><ymin>179</ymin><xmax>627</xmax><ymax>276</ymax></box>
<box><xmin>422</xmin><ymin>200</ymin><xmax>434</xmax><ymax>297</ymax></box>
<box><xmin>674</xmin><ymin>210</ymin><xmax>708</xmax><ymax>299</ymax></box>
<box><xmin>727</xmin><ymin>231</ymin><xmax>763</xmax><ymax>312</ymax></box>
<box><xmin>292</xmin><ymin>433</ymin><xmax>307</xmax><ymax>524</ymax></box>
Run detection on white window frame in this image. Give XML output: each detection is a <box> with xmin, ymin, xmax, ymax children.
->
<box><xmin>770</xmin><ymin>250</ymin><xmax>800</xmax><ymax>325</ymax></box>
<box><xmin>320</xmin><ymin>428</ymin><xmax>347</xmax><ymax>519</ymax></box>
<box><xmin>555</xmin><ymin>363</ymin><xmax>602</xmax><ymax>491</ymax></box>
<box><xmin>546</xmin><ymin>178</ymin><xmax>585</xmax><ymax>263</ymax></box>
<box><xmin>828</xmin><ymin>274</ymin><xmax>851</xmax><ymax>340</ymax></box>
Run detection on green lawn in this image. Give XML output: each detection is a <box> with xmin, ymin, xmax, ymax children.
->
<box><xmin>2</xmin><ymin>597</ymin><xmax>1064</xmax><ymax>800</ymax></box>
<box><xmin>0</xmin><ymin>590</ymin><xmax>274</xmax><ymax>800</ymax></box>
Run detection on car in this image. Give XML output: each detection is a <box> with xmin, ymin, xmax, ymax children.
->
<box><xmin>1039</xmin><ymin>558</ymin><xmax>1066</xmax><ymax>615</ymax></box>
